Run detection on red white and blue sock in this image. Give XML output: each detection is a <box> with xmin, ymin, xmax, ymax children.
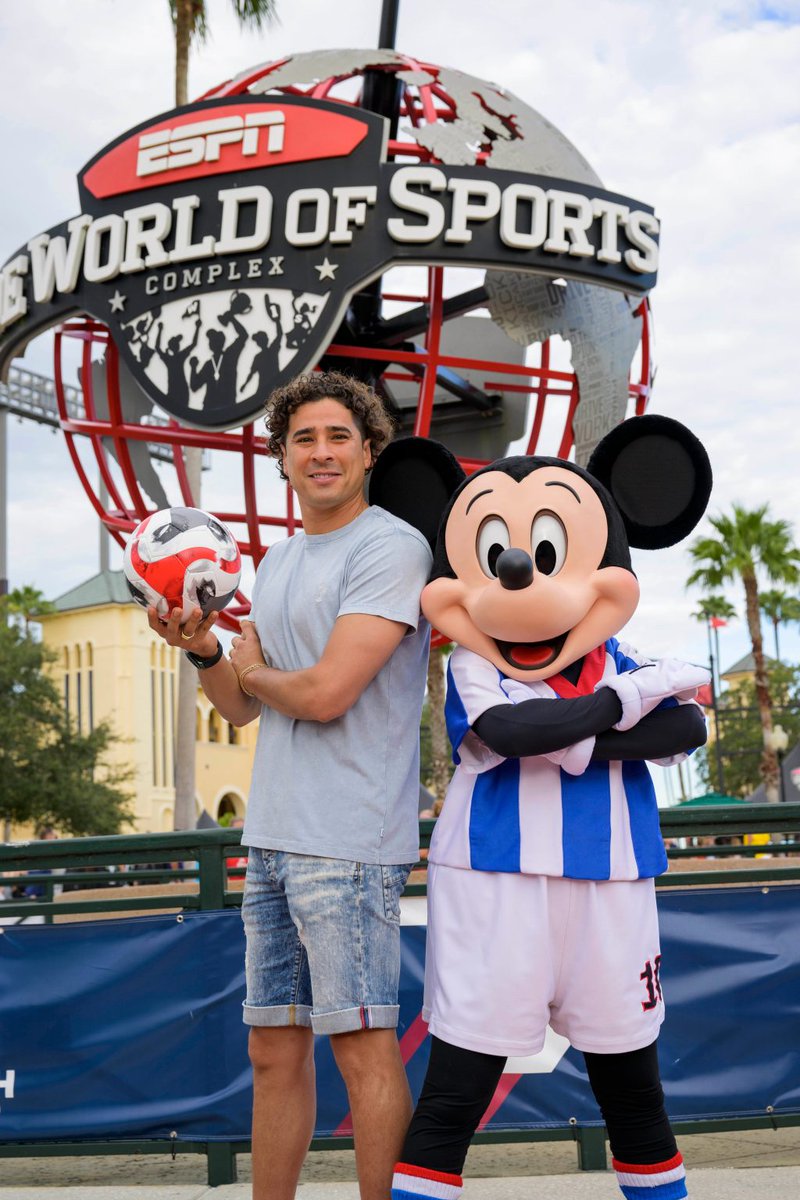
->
<box><xmin>391</xmin><ymin>1163</ymin><xmax>463</xmax><ymax>1200</ymax></box>
<box><xmin>612</xmin><ymin>1151</ymin><xmax>687</xmax><ymax>1199</ymax></box>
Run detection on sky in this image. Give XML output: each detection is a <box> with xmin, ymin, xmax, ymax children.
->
<box><xmin>1</xmin><ymin>0</ymin><xmax>799</xmax><ymax>699</ymax></box>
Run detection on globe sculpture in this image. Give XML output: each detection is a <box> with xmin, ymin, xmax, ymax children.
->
<box><xmin>51</xmin><ymin>50</ymin><xmax>654</xmax><ymax>629</ymax></box>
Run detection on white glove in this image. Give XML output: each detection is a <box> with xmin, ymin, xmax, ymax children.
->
<box><xmin>597</xmin><ymin>660</ymin><xmax>710</xmax><ymax>732</ymax></box>
<box><xmin>497</xmin><ymin>678</ymin><xmax>595</xmax><ymax>774</ymax></box>
<box><xmin>541</xmin><ymin>737</ymin><xmax>596</xmax><ymax>776</ymax></box>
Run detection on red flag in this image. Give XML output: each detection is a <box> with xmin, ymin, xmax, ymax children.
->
<box><xmin>695</xmin><ymin>684</ymin><xmax>714</xmax><ymax>708</ymax></box>
<box><xmin>709</xmin><ymin>616</ymin><xmax>727</xmax><ymax>628</ymax></box>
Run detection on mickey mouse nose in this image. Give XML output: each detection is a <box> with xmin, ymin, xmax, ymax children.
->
<box><xmin>496</xmin><ymin>548</ymin><xmax>534</xmax><ymax>590</ymax></box>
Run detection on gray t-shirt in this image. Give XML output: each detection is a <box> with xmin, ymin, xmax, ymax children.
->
<box><xmin>242</xmin><ymin>505</ymin><xmax>433</xmax><ymax>865</ymax></box>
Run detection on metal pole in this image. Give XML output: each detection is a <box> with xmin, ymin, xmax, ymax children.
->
<box><xmin>779</xmin><ymin>751</ymin><xmax>787</xmax><ymax>805</ymax></box>
<box><xmin>378</xmin><ymin>0</ymin><xmax>400</xmax><ymax>47</ymax></box>
<box><xmin>713</xmin><ymin>621</ymin><xmax>722</xmax><ymax>692</ymax></box>
<box><xmin>0</xmin><ymin>406</ymin><xmax>7</xmax><ymax>596</ymax></box>
<box><xmin>98</xmin><ymin>474</ymin><xmax>110</xmax><ymax>575</ymax></box>
<box><xmin>706</xmin><ymin>620</ymin><xmax>725</xmax><ymax>794</ymax></box>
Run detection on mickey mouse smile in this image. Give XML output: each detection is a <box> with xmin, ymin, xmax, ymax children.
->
<box><xmin>495</xmin><ymin>631</ymin><xmax>568</xmax><ymax>671</ymax></box>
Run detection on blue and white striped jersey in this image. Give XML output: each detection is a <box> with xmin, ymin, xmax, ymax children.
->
<box><xmin>429</xmin><ymin>639</ymin><xmax>701</xmax><ymax>881</ymax></box>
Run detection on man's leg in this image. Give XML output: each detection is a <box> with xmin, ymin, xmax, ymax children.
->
<box><xmin>249</xmin><ymin>1025</ymin><xmax>316</xmax><ymax>1200</ymax></box>
<box><xmin>331</xmin><ymin>1027</ymin><xmax>413</xmax><ymax>1200</ymax></box>
<box><xmin>241</xmin><ymin>848</ymin><xmax>316</xmax><ymax>1200</ymax></box>
<box><xmin>584</xmin><ymin>1041</ymin><xmax>687</xmax><ymax>1200</ymax></box>
<box><xmin>279</xmin><ymin>856</ymin><xmax>414</xmax><ymax>1197</ymax></box>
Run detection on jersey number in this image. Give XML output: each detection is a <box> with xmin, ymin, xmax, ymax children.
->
<box><xmin>640</xmin><ymin>954</ymin><xmax>663</xmax><ymax>1011</ymax></box>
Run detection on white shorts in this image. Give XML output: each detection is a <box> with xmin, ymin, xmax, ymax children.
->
<box><xmin>423</xmin><ymin>864</ymin><xmax>665</xmax><ymax>1057</ymax></box>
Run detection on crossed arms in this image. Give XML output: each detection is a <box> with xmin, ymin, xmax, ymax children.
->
<box><xmin>149</xmin><ymin>606</ymin><xmax>409</xmax><ymax>727</ymax></box>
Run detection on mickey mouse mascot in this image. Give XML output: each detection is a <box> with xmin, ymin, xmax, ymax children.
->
<box><xmin>370</xmin><ymin>415</ymin><xmax>712</xmax><ymax>1200</ymax></box>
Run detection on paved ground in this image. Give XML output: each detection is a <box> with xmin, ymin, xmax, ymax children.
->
<box><xmin>1</xmin><ymin>1126</ymin><xmax>799</xmax><ymax>1198</ymax></box>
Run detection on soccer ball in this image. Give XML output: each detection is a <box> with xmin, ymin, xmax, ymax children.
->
<box><xmin>123</xmin><ymin>506</ymin><xmax>242</xmax><ymax>621</ymax></box>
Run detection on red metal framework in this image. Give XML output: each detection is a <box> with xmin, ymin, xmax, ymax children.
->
<box><xmin>52</xmin><ymin>57</ymin><xmax>654</xmax><ymax>628</ymax></box>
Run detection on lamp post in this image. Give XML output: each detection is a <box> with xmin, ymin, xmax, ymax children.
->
<box><xmin>766</xmin><ymin>724</ymin><xmax>789</xmax><ymax>805</ymax></box>
<box><xmin>705</xmin><ymin>617</ymin><xmax>725</xmax><ymax>794</ymax></box>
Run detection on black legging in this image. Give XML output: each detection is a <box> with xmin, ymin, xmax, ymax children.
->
<box><xmin>400</xmin><ymin>1036</ymin><xmax>677</xmax><ymax>1174</ymax></box>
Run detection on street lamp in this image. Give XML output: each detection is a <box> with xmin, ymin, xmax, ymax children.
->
<box><xmin>766</xmin><ymin>724</ymin><xmax>789</xmax><ymax>804</ymax></box>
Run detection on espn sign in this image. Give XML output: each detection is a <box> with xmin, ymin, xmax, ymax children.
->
<box><xmin>137</xmin><ymin>112</ymin><xmax>286</xmax><ymax>177</ymax></box>
<box><xmin>81</xmin><ymin>99</ymin><xmax>372</xmax><ymax>201</ymax></box>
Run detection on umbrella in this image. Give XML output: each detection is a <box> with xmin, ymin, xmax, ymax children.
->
<box><xmin>674</xmin><ymin>792</ymin><xmax>747</xmax><ymax>807</ymax></box>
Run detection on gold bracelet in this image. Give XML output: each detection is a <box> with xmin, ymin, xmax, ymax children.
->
<box><xmin>237</xmin><ymin>662</ymin><xmax>268</xmax><ymax>697</ymax></box>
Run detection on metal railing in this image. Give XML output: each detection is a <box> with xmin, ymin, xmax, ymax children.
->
<box><xmin>2</xmin><ymin>804</ymin><xmax>800</xmax><ymax>1185</ymax></box>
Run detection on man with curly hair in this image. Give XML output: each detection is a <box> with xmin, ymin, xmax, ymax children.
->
<box><xmin>154</xmin><ymin>371</ymin><xmax>432</xmax><ymax>1200</ymax></box>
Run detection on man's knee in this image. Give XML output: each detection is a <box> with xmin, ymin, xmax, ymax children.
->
<box><xmin>331</xmin><ymin>1028</ymin><xmax>403</xmax><ymax>1088</ymax></box>
<box><xmin>248</xmin><ymin>1025</ymin><xmax>314</xmax><ymax>1077</ymax></box>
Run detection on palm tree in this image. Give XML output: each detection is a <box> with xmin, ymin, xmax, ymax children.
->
<box><xmin>691</xmin><ymin>595</ymin><xmax>735</xmax><ymax>794</ymax></box>
<box><xmin>170</xmin><ymin>1</ymin><xmax>278</xmax><ymax>106</ymax></box>
<box><xmin>426</xmin><ymin>648</ymin><xmax>452</xmax><ymax>805</ymax></box>
<box><xmin>688</xmin><ymin>504</ymin><xmax>800</xmax><ymax>803</ymax></box>
<box><xmin>5</xmin><ymin>586</ymin><xmax>56</xmax><ymax>634</ymax></box>
<box><xmin>759</xmin><ymin>589</ymin><xmax>800</xmax><ymax>663</ymax></box>
<box><xmin>168</xmin><ymin>0</ymin><xmax>278</xmax><ymax>830</ymax></box>
<box><xmin>692</xmin><ymin>595</ymin><xmax>737</xmax><ymax>625</ymax></box>
<box><xmin>692</xmin><ymin>594</ymin><xmax>736</xmax><ymax>682</ymax></box>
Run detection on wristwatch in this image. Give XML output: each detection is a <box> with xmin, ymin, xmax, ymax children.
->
<box><xmin>185</xmin><ymin>639</ymin><xmax>224</xmax><ymax>670</ymax></box>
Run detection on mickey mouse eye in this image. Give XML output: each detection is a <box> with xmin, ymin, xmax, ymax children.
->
<box><xmin>531</xmin><ymin>512</ymin><xmax>567</xmax><ymax>576</ymax></box>
<box><xmin>477</xmin><ymin>516</ymin><xmax>511</xmax><ymax>578</ymax></box>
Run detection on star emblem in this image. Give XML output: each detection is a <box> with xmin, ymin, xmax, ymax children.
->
<box><xmin>315</xmin><ymin>257</ymin><xmax>338</xmax><ymax>282</ymax></box>
<box><xmin>109</xmin><ymin>290</ymin><xmax>127</xmax><ymax>313</ymax></box>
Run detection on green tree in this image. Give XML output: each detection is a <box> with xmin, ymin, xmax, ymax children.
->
<box><xmin>696</xmin><ymin>663</ymin><xmax>800</xmax><ymax>799</ymax></box>
<box><xmin>759</xmin><ymin>589</ymin><xmax>800</xmax><ymax>662</ymax></box>
<box><xmin>0</xmin><ymin>605</ymin><xmax>134</xmax><ymax>837</ymax></box>
<box><xmin>688</xmin><ymin>504</ymin><xmax>800</xmax><ymax>803</ymax></box>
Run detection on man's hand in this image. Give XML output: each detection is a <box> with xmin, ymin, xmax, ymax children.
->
<box><xmin>230</xmin><ymin>620</ymin><xmax>267</xmax><ymax>678</ymax></box>
<box><xmin>147</xmin><ymin>605</ymin><xmax>219</xmax><ymax>658</ymax></box>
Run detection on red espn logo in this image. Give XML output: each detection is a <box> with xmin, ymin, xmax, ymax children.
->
<box><xmin>82</xmin><ymin>102</ymin><xmax>371</xmax><ymax>201</ymax></box>
<box><xmin>137</xmin><ymin>112</ymin><xmax>286</xmax><ymax>177</ymax></box>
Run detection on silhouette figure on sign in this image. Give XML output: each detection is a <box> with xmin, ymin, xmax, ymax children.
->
<box><xmin>285</xmin><ymin>293</ymin><xmax>318</xmax><ymax>351</ymax></box>
<box><xmin>241</xmin><ymin>297</ymin><xmax>284</xmax><ymax>404</ymax></box>
<box><xmin>188</xmin><ymin>293</ymin><xmax>249</xmax><ymax>412</ymax></box>
<box><xmin>154</xmin><ymin>313</ymin><xmax>201</xmax><ymax>398</ymax></box>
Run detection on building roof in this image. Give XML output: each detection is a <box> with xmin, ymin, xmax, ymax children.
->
<box><xmin>722</xmin><ymin>650</ymin><xmax>776</xmax><ymax>678</ymax></box>
<box><xmin>48</xmin><ymin>570</ymin><xmax>133</xmax><ymax>613</ymax></box>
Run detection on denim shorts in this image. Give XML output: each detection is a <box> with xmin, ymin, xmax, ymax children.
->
<box><xmin>241</xmin><ymin>848</ymin><xmax>413</xmax><ymax>1035</ymax></box>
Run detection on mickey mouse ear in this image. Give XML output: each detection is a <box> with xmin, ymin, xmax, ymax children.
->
<box><xmin>368</xmin><ymin>436</ymin><xmax>466</xmax><ymax>552</ymax></box>
<box><xmin>586</xmin><ymin>415</ymin><xmax>712</xmax><ymax>549</ymax></box>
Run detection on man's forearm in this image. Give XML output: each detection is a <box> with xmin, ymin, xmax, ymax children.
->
<box><xmin>238</xmin><ymin>661</ymin><xmax>345</xmax><ymax>723</ymax></box>
<box><xmin>197</xmin><ymin>654</ymin><xmax>261</xmax><ymax>726</ymax></box>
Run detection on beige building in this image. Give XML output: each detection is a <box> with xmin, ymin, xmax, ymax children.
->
<box><xmin>38</xmin><ymin>571</ymin><xmax>257</xmax><ymax>833</ymax></box>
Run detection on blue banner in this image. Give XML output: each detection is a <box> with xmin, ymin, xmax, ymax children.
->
<box><xmin>0</xmin><ymin>885</ymin><xmax>798</xmax><ymax>1142</ymax></box>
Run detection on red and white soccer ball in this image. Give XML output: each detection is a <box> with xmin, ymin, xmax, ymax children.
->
<box><xmin>123</xmin><ymin>506</ymin><xmax>241</xmax><ymax>621</ymax></box>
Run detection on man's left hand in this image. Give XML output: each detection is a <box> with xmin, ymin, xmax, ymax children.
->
<box><xmin>230</xmin><ymin>620</ymin><xmax>268</xmax><ymax>677</ymax></box>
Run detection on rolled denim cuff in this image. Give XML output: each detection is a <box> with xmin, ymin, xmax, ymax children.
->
<box><xmin>242</xmin><ymin>1002</ymin><xmax>312</xmax><ymax>1027</ymax></box>
<box><xmin>311</xmin><ymin>1003</ymin><xmax>399</xmax><ymax>1035</ymax></box>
